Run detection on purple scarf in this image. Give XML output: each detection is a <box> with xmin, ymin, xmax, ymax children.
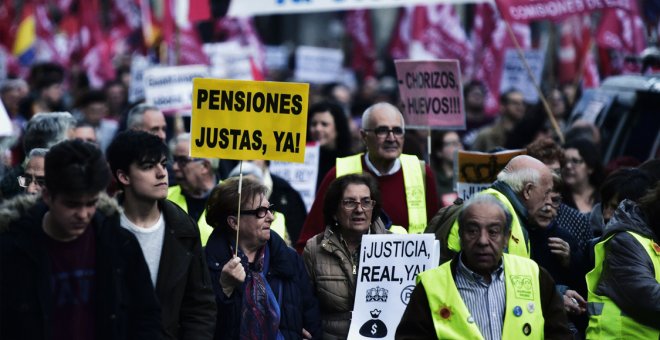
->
<box><xmin>234</xmin><ymin>244</ymin><xmax>284</xmax><ymax>340</ymax></box>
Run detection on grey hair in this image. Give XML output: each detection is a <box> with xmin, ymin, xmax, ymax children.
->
<box><xmin>28</xmin><ymin>148</ymin><xmax>49</xmax><ymax>159</ymax></box>
<box><xmin>458</xmin><ymin>193</ymin><xmax>513</xmax><ymax>232</ymax></box>
<box><xmin>23</xmin><ymin>112</ymin><xmax>76</xmax><ymax>153</ymax></box>
<box><xmin>169</xmin><ymin>133</ymin><xmax>219</xmax><ymax>171</ymax></box>
<box><xmin>361</xmin><ymin>102</ymin><xmax>405</xmax><ymax>130</ymax></box>
<box><xmin>0</xmin><ymin>79</ymin><xmax>28</xmax><ymax>93</ymax></box>
<box><xmin>126</xmin><ymin>104</ymin><xmax>160</xmax><ymax>129</ymax></box>
<box><xmin>497</xmin><ymin>167</ymin><xmax>540</xmax><ymax>194</ymax></box>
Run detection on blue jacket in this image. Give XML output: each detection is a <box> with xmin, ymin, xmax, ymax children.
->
<box><xmin>206</xmin><ymin>228</ymin><xmax>321</xmax><ymax>339</ymax></box>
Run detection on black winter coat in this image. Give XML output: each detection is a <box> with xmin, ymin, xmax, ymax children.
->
<box><xmin>0</xmin><ymin>194</ymin><xmax>162</xmax><ymax>340</ymax></box>
<box><xmin>205</xmin><ymin>228</ymin><xmax>321</xmax><ymax>340</ymax></box>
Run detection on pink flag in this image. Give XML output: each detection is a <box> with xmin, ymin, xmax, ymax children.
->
<box><xmin>345</xmin><ymin>10</ymin><xmax>376</xmax><ymax>78</ymax></box>
<box><xmin>472</xmin><ymin>3</ymin><xmax>530</xmax><ymax>116</ymax></box>
<box><xmin>213</xmin><ymin>17</ymin><xmax>267</xmax><ymax>77</ymax></box>
<box><xmin>189</xmin><ymin>0</ymin><xmax>211</xmax><ymax>23</ymax></box>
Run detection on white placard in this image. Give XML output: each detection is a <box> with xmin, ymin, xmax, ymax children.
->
<box><xmin>143</xmin><ymin>64</ymin><xmax>208</xmax><ymax>114</ymax></box>
<box><xmin>203</xmin><ymin>41</ymin><xmax>254</xmax><ymax>80</ymax></box>
<box><xmin>269</xmin><ymin>142</ymin><xmax>320</xmax><ymax>212</ymax></box>
<box><xmin>348</xmin><ymin>234</ymin><xmax>439</xmax><ymax>340</ymax></box>
<box><xmin>265</xmin><ymin>45</ymin><xmax>290</xmax><ymax>71</ymax></box>
<box><xmin>0</xmin><ymin>99</ymin><xmax>13</xmax><ymax>136</ymax></box>
<box><xmin>128</xmin><ymin>54</ymin><xmax>150</xmax><ymax>104</ymax></box>
<box><xmin>294</xmin><ymin>46</ymin><xmax>344</xmax><ymax>84</ymax></box>
<box><xmin>499</xmin><ymin>49</ymin><xmax>545</xmax><ymax>103</ymax></box>
<box><xmin>229</xmin><ymin>0</ymin><xmax>491</xmax><ymax>17</ymax></box>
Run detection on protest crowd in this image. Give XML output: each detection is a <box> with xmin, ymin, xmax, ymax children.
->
<box><xmin>1</xmin><ymin>0</ymin><xmax>660</xmax><ymax>339</ymax></box>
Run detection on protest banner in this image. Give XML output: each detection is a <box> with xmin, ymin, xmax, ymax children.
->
<box><xmin>394</xmin><ymin>59</ymin><xmax>465</xmax><ymax>130</ymax></box>
<box><xmin>348</xmin><ymin>234</ymin><xmax>439</xmax><ymax>340</ymax></box>
<box><xmin>500</xmin><ymin>49</ymin><xmax>545</xmax><ymax>103</ymax></box>
<box><xmin>229</xmin><ymin>0</ymin><xmax>490</xmax><ymax>16</ymax></box>
<box><xmin>203</xmin><ymin>41</ymin><xmax>254</xmax><ymax>80</ymax></box>
<box><xmin>294</xmin><ymin>46</ymin><xmax>344</xmax><ymax>84</ymax></box>
<box><xmin>494</xmin><ymin>0</ymin><xmax>635</xmax><ymax>22</ymax></box>
<box><xmin>269</xmin><ymin>142</ymin><xmax>320</xmax><ymax>212</ymax></box>
<box><xmin>128</xmin><ymin>54</ymin><xmax>150</xmax><ymax>104</ymax></box>
<box><xmin>455</xmin><ymin>149</ymin><xmax>526</xmax><ymax>200</ymax></box>
<box><xmin>144</xmin><ymin>65</ymin><xmax>208</xmax><ymax>115</ymax></box>
<box><xmin>191</xmin><ymin>79</ymin><xmax>310</xmax><ymax>163</ymax></box>
<box><xmin>0</xmin><ymin>99</ymin><xmax>12</xmax><ymax>136</ymax></box>
<box><xmin>265</xmin><ymin>45</ymin><xmax>290</xmax><ymax>72</ymax></box>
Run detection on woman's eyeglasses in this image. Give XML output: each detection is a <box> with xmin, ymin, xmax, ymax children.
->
<box><xmin>341</xmin><ymin>198</ymin><xmax>376</xmax><ymax>211</ymax></box>
<box><xmin>17</xmin><ymin>175</ymin><xmax>45</xmax><ymax>188</ymax></box>
<box><xmin>240</xmin><ymin>204</ymin><xmax>275</xmax><ymax>218</ymax></box>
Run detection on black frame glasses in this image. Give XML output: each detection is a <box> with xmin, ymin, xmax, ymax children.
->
<box><xmin>240</xmin><ymin>204</ymin><xmax>275</xmax><ymax>218</ymax></box>
<box><xmin>17</xmin><ymin>175</ymin><xmax>45</xmax><ymax>188</ymax></box>
<box><xmin>172</xmin><ymin>155</ymin><xmax>202</xmax><ymax>167</ymax></box>
<box><xmin>341</xmin><ymin>198</ymin><xmax>376</xmax><ymax>211</ymax></box>
<box><xmin>363</xmin><ymin>126</ymin><xmax>405</xmax><ymax>137</ymax></box>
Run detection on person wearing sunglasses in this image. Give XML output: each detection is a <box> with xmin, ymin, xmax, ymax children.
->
<box><xmin>205</xmin><ymin>176</ymin><xmax>321</xmax><ymax>340</ymax></box>
<box><xmin>303</xmin><ymin>173</ymin><xmax>389</xmax><ymax>339</ymax></box>
<box><xmin>167</xmin><ymin>133</ymin><xmax>219</xmax><ymax>245</ymax></box>
<box><xmin>296</xmin><ymin>102</ymin><xmax>439</xmax><ymax>253</ymax></box>
<box><xmin>17</xmin><ymin>148</ymin><xmax>48</xmax><ymax>195</ymax></box>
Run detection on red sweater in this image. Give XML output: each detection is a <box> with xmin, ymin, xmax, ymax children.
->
<box><xmin>295</xmin><ymin>156</ymin><xmax>439</xmax><ymax>253</ymax></box>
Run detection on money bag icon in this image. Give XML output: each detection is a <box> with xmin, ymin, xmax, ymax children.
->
<box><xmin>359</xmin><ymin>309</ymin><xmax>387</xmax><ymax>338</ymax></box>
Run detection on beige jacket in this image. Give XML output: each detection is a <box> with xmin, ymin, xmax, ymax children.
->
<box><xmin>303</xmin><ymin>220</ymin><xmax>389</xmax><ymax>340</ymax></box>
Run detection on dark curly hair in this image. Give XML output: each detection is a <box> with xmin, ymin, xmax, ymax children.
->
<box><xmin>322</xmin><ymin>173</ymin><xmax>381</xmax><ymax>227</ymax></box>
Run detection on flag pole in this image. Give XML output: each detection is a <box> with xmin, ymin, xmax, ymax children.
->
<box><xmin>503</xmin><ymin>20</ymin><xmax>565</xmax><ymax>143</ymax></box>
<box><xmin>235</xmin><ymin>160</ymin><xmax>243</xmax><ymax>258</ymax></box>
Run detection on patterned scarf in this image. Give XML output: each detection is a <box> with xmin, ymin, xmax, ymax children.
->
<box><xmin>234</xmin><ymin>244</ymin><xmax>284</xmax><ymax>340</ymax></box>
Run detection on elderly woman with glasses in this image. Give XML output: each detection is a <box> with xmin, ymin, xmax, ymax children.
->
<box><xmin>302</xmin><ymin>173</ymin><xmax>390</xmax><ymax>339</ymax></box>
<box><xmin>204</xmin><ymin>176</ymin><xmax>320</xmax><ymax>340</ymax></box>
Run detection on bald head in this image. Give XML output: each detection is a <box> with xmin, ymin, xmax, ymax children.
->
<box><xmin>498</xmin><ymin>155</ymin><xmax>554</xmax><ymax>224</ymax></box>
<box><xmin>361</xmin><ymin>102</ymin><xmax>404</xmax><ymax>130</ymax></box>
<box><xmin>505</xmin><ymin>155</ymin><xmax>551</xmax><ymax>176</ymax></box>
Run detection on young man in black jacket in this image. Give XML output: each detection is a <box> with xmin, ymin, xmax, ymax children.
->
<box><xmin>0</xmin><ymin>139</ymin><xmax>163</xmax><ymax>339</ymax></box>
<box><xmin>106</xmin><ymin>130</ymin><xmax>216</xmax><ymax>340</ymax></box>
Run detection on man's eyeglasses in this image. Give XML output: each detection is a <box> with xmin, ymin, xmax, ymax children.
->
<box><xmin>363</xmin><ymin>126</ymin><xmax>405</xmax><ymax>138</ymax></box>
<box><xmin>548</xmin><ymin>194</ymin><xmax>562</xmax><ymax>208</ymax></box>
<box><xmin>240</xmin><ymin>204</ymin><xmax>275</xmax><ymax>218</ymax></box>
<box><xmin>341</xmin><ymin>198</ymin><xmax>376</xmax><ymax>211</ymax></box>
<box><xmin>172</xmin><ymin>155</ymin><xmax>202</xmax><ymax>167</ymax></box>
<box><xmin>17</xmin><ymin>175</ymin><xmax>45</xmax><ymax>188</ymax></box>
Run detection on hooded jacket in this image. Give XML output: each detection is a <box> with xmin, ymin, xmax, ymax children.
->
<box><xmin>0</xmin><ymin>194</ymin><xmax>163</xmax><ymax>340</ymax></box>
<box><xmin>595</xmin><ymin>199</ymin><xmax>660</xmax><ymax>329</ymax></box>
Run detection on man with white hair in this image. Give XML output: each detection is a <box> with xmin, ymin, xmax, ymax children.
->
<box><xmin>126</xmin><ymin>104</ymin><xmax>167</xmax><ymax>142</ymax></box>
<box><xmin>296</xmin><ymin>102</ymin><xmax>439</xmax><ymax>252</ymax></box>
<box><xmin>437</xmin><ymin>155</ymin><xmax>555</xmax><ymax>262</ymax></box>
<box><xmin>167</xmin><ymin>133</ymin><xmax>219</xmax><ymax>245</ymax></box>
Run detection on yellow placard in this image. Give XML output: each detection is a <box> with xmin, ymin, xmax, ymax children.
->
<box><xmin>191</xmin><ymin>79</ymin><xmax>309</xmax><ymax>163</ymax></box>
<box><xmin>456</xmin><ymin>149</ymin><xmax>526</xmax><ymax>184</ymax></box>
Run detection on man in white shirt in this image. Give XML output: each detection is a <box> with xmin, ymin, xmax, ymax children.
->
<box><xmin>106</xmin><ymin>130</ymin><xmax>216</xmax><ymax>340</ymax></box>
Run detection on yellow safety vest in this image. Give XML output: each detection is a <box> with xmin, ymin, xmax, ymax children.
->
<box><xmin>585</xmin><ymin>231</ymin><xmax>660</xmax><ymax>339</ymax></box>
<box><xmin>447</xmin><ymin>188</ymin><xmax>530</xmax><ymax>258</ymax></box>
<box><xmin>336</xmin><ymin>153</ymin><xmax>426</xmax><ymax>234</ymax></box>
<box><xmin>167</xmin><ymin>185</ymin><xmax>214</xmax><ymax>246</ymax></box>
<box><xmin>271</xmin><ymin>211</ymin><xmax>290</xmax><ymax>245</ymax></box>
<box><xmin>419</xmin><ymin>254</ymin><xmax>544</xmax><ymax>339</ymax></box>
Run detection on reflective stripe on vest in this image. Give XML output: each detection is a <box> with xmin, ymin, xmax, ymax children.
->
<box><xmin>167</xmin><ymin>185</ymin><xmax>214</xmax><ymax>246</ymax></box>
<box><xmin>585</xmin><ymin>231</ymin><xmax>660</xmax><ymax>339</ymax></box>
<box><xmin>447</xmin><ymin>188</ymin><xmax>530</xmax><ymax>258</ymax></box>
<box><xmin>389</xmin><ymin>225</ymin><xmax>408</xmax><ymax>234</ymax></box>
<box><xmin>418</xmin><ymin>254</ymin><xmax>544</xmax><ymax>339</ymax></box>
<box><xmin>335</xmin><ymin>153</ymin><xmax>427</xmax><ymax>233</ymax></box>
<box><xmin>271</xmin><ymin>211</ymin><xmax>290</xmax><ymax>244</ymax></box>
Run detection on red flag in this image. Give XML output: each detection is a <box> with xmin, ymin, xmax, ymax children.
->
<box><xmin>345</xmin><ymin>10</ymin><xmax>376</xmax><ymax>78</ymax></box>
<box><xmin>213</xmin><ymin>17</ymin><xmax>267</xmax><ymax>77</ymax></box>
<box><xmin>189</xmin><ymin>0</ymin><xmax>211</xmax><ymax>23</ymax></box>
<box><xmin>596</xmin><ymin>6</ymin><xmax>646</xmax><ymax>76</ymax></box>
<box><xmin>472</xmin><ymin>3</ymin><xmax>530</xmax><ymax>116</ymax></box>
<box><xmin>388</xmin><ymin>6</ymin><xmax>473</xmax><ymax>78</ymax></box>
